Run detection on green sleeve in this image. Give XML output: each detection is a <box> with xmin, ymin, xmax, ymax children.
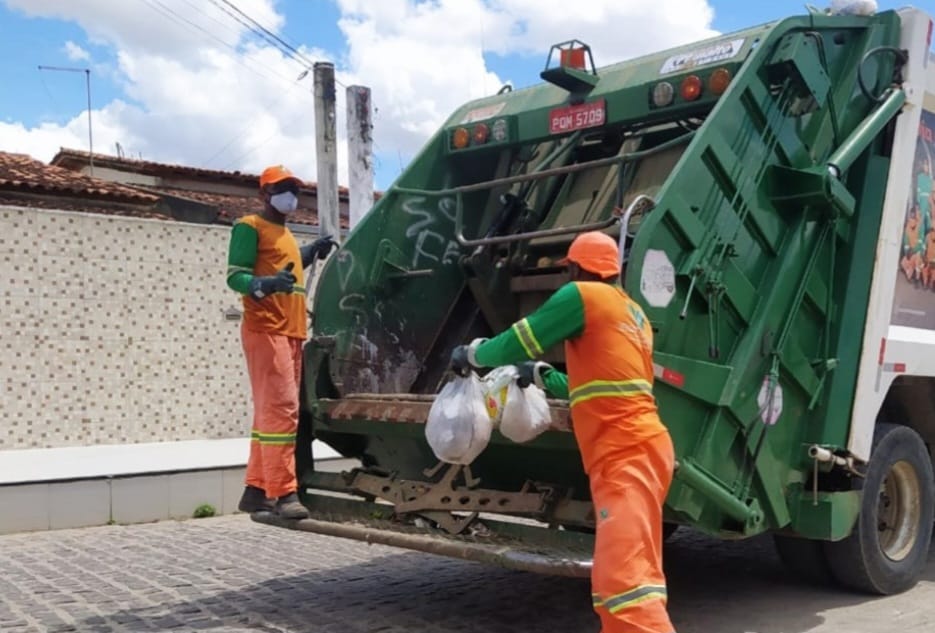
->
<box><xmin>474</xmin><ymin>283</ymin><xmax>585</xmax><ymax>367</ymax></box>
<box><xmin>541</xmin><ymin>368</ymin><xmax>569</xmax><ymax>399</ymax></box>
<box><xmin>227</xmin><ymin>222</ymin><xmax>258</xmax><ymax>295</ymax></box>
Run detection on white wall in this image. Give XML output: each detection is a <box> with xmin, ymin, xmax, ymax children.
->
<box><xmin>0</xmin><ymin>205</ymin><xmax>318</xmax><ymax>450</ymax></box>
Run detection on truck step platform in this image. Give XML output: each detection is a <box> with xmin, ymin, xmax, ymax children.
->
<box><xmin>249</xmin><ymin>494</ymin><xmax>593</xmax><ymax>578</ymax></box>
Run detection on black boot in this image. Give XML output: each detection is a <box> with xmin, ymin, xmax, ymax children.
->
<box><xmin>238</xmin><ymin>485</ymin><xmax>274</xmax><ymax>513</ymax></box>
<box><xmin>274</xmin><ymin>492</ymin><xmax>310</xmax><ymax>519</ymax></box>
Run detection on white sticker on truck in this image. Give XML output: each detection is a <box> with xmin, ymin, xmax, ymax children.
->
<box><xmin>640</xmin><ymin>249</ymin><xmax>676</xmax><ymax>308</ymax></box>
<box><xmin>659</xmin><ymin>38</ymin><xmax>746</xmax><ymax>75</ymax></box>
<box><xmin>757</xmin><ymin>377</ymin><xmax>783</xmax><ymax>426</ymax></box>
<box><xmin>459</xmin><ymin>103</ymin><xmax>506</xmax><ymax>124</ymax></box>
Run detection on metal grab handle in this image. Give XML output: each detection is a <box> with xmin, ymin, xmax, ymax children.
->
<box><xmin>455</xmin><ymin>207</ymin><xmax>619</xmax><ymax>247</ymax></box>
<box><xmin>618</xmin><ymin>194</ymin><xmax>657</xmax><ymax>263</ymax></box>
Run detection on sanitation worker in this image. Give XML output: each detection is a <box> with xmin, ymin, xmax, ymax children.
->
<box><xmin>226</xmin><ymin>164</ymin><xmax>336</xmax><ymax>519</ymax></box>
<box><xmin>450</xmin><ymin>231</ymin><xmax>676</xmax><ymax>633</ymax></box>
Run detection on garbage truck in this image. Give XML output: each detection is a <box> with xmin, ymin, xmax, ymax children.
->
<box><xmin>253</xmin><ymin>5</ymin><xmax>935</xmax><ymax>595</ymax></box>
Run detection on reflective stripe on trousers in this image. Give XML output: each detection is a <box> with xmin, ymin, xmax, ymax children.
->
<box><xmin>592</xmin><ymin>584</ymin><xmax>667</xmax><ymax>612</ymax></box>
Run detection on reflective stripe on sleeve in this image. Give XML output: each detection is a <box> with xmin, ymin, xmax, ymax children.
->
<box><xmin>227</xmin><ymin>265</ymin><xmax>253</xmax><ymax>279</ymax></box>
<box><xmin>511</xmin><ymin>318</ymin><xmax>545</xmax><ymax>359</ymax></box>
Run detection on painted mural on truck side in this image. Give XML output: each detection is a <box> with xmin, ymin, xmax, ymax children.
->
<box><xmin>892</xmin><ymin>104</ymin><xmax>935</xmax><ymax>329</ymax></box>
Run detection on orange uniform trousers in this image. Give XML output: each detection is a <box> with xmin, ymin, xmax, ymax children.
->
<box><xmin>241</xmin><ymin>324</ymin><xmax>303</xmax><ymax>499</ymax></box>
<box><xmin>589</xmin><ymin>430</ymin><xmax>676</xmax><ymax>633</ymax></box>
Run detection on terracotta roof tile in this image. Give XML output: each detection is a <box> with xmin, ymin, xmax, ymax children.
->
<box><xmin>0</xmin><ymin>152</ymin><xmax>160</xmax><ymax>205</ymax></box>
<box><xmin>51</xmin><ymin>148</ymin><xmax>384</xmax><ymax>202</ymax></box>
<box><xmin>0</xmin><ymin>195</ymin><xmax>172</xmax><ymax>220</ymax></box>
<box><xmin>150</xmin><ymin>187</ymin><xmax>344</xmax><ymax>227</ymax></box>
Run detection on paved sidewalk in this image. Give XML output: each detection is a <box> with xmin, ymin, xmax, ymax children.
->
<box><xmin>0</xmin><ymin>514</ymin><xmax>933</xmax><ymax>632</ymax></box>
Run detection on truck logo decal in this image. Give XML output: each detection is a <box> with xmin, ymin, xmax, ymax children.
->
<box><xmin>659</xmin><ymin>38</ymin><xmax>746</xmax><ymax>75</ymax></box>
<box><xmin>459</xmin><ymin>102</ymin><xmax>506</xmax><ymax>125</ymax></box>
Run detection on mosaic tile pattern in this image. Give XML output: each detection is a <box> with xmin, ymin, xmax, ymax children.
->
<box><xmin>0</xmin><ymin>206</ymin><xmax>321</xmax><ymax>450</ymax></box>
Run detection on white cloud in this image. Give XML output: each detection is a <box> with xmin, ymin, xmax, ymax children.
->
<box><xmin>62</xmin><ymin>40</ymin><xmax>90</xmax><ymax>62</ymax></box>
<box><xmin>336</xmin><ymin>0</ymin><xmax>718</xmax><ymax>168</ymax></box>
<box><xmin>1</xmin><ymin>0</ymin><xmax>718</xmax><ymax>190</ymax></box>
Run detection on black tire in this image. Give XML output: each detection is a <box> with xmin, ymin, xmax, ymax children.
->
<box><xmin>823</xmin><ymin>423</ymin><xmax>934</xmax><ymax>595</ymax></box>
<box><xmin>773</xmin><ymin>534</ymin><xmax>834</xmax><ymax>585</ymax></box>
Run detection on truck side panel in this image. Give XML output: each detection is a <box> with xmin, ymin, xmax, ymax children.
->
<box><xmin>850</xmin><ymin>10</ymin><xmax>935</xmax><ymax>460</ymax></box>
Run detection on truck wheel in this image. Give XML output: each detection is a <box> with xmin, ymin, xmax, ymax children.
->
<box><xmin>773</xmin><ymin>535</ymin><xmax>833</xmax><ymax>585</ymax></box>
<box><xmin>823</xmin><ymin>423</ymin><xmax>934</xmax><ymax>595</ymax></box>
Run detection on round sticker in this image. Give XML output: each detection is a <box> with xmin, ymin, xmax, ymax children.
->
<box><xmin>640</xmin><ymin>249</ymin><xmax>676</xmax><ymax>308</ymax></box>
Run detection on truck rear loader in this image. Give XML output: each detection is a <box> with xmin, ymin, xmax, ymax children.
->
<box><xmin>254</xmin><ymin>5</ymin><xmax>935</xmax><ymax>596</ymax></box>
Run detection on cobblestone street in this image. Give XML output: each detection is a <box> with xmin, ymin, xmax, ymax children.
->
<box><xmin>1</xmin><ymin>515</ymin><xmax>934</xmax><ymax>633</ymax></box>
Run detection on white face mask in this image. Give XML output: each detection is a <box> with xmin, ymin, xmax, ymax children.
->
<box><xmin>270</xmin><ymin>191</ymin><xmax>298</xmax><ymax>214</ymax></box>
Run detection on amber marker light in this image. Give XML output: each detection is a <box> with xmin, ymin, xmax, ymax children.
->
<box><xmin>680</xmin><ymin>74</ymin><xmax>702</xmax><ymax>101</ymax></box>
<box><xmin>708</xmin><ymin>68</ymin><xmax>732</xmax><ymax>95</ymax></box>
<box><xmin>452</xmin><ymin>127</ymin><xmax>470</xmax><ymax>149</ymax></box>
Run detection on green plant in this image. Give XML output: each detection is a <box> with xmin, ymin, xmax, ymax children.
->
<box><xmin>193</xmin><ymin>503</ymin><xmax>216</xmax><ymax>518</ymax></box>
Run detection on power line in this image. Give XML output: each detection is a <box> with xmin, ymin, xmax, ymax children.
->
<box><xmin>217</xmin><ymin>109</ymin><xmax>308</xmax><ymax>171</ymax></box>
<box><xmin>133</xmin><ymin>0</ymin><xmax>349</xmax><ymax>170</ymax></box>
<box><xmin>207</xmin><ymin>0</ymin><xmax>346</xmax><ymax>88</ymax></box>
<box><xmin>136</xmin><ymin>0</ymin><xmax>313</xmax><ymax>94</ymax></box>
<box><xmin>38</xmin><ymin>73</ymin><xmax>63</xmax><ymax>115</ymax></box>
<box><xmin>175</xmin><ymin>0</ymin><xmax>245</xmax><ymax>41</ymax></box>
<box><xmin>214</xmin><ymin>0</ymin><xmax>315</xmax><ymax>68</ymax></box>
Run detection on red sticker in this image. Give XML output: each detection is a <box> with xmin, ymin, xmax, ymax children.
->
<box><xmin>662</xmin><ymin>368</ymin><xmax>685</xmax><ymax>388</ymax></box>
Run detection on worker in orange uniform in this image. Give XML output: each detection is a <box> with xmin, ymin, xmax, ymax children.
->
<box><xmin>450</xmin><ymin>231</ymin><xmax>676</xmax><ymax>633</ymax></box>
<box><xmin>226</xmin><ymin>165</ymin><xmax>337</xmax><ymax>519</ymax></box>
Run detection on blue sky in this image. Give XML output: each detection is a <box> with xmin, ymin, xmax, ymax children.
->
<box><xmin>0</xmin><ymin>0</ymin><xmax>930</xmax><ymax>190</ymax></box>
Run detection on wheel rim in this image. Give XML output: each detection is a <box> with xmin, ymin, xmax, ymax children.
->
<box><xmin>876</xmin><ymin>460</ymin><xmax>922</xmax><ymax>562</ymax></box>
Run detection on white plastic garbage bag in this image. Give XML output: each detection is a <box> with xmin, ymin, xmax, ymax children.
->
<box><xmin>425</xmin><ymin>373</ymin><xmax>493</xmax><ymax>464</ymax></box>
<box><xmin>480</xmin><ymin>365</ymin><xmax>519</xmax><ymax>425</ymax></box>
<box><xmin>499</xmin><ymin>381</ymin><xmax>552</xmax><ymax>444</ymax></box>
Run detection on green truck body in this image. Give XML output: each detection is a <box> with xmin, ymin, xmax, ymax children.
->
<box><xmin>255</xmin><ymin>6</ymin><xmax>935</xmax><ymax>595</ymax></box>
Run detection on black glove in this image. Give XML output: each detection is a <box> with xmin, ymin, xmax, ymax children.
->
<box><xmin>249</xmin><ymin>263</ymin><xmax>296</xmax><ymax>300</ymax></box>
<box><xmin>300</xmin><ymin>235</ymin><xmax>337</xmax><ymax>268</ymax></box>
<box><xmin>449</xmin><ymin>345</ymin><xmax>472</xmax><ymax>377</ymax></box>
<box><xmin>448</xmin><ymin>338</ymin><xmax>488</xmax><ymax>377</ymax></box>
<box><xmin>516</xmin><ymin>361</ymin><xmax>553</xmax><ymax>389</ymax></box>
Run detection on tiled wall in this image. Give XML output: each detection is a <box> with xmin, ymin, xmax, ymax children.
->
<box><xmin>0</xmin><ymin>205</ymin><xmax>320</xmax><ymax>450</ymax></box>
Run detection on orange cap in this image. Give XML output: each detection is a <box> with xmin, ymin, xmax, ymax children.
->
<box><xmin>259</xmin><ymin>164</ymin><xmax>302</xmax><ymax>189</ymax></box>
<box><xmin>559</xmin><ymin>231</ymin><xmax>620</xmax><ymax>277</ymax></box>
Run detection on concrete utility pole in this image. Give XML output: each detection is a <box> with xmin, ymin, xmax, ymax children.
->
<box><xmin>38</xmin><ymin>65</ymin><xmax>93</xmax><ymax>177</ymax></box>
<box><xmin>346</xmin><ymin>85</ymin><xmax>374</xmax><ymax>230</ymax></box>
<box><xmin>313</xmin><ymin>62</ymin><xmax>340</xmax><ymax>244</ymax></box>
